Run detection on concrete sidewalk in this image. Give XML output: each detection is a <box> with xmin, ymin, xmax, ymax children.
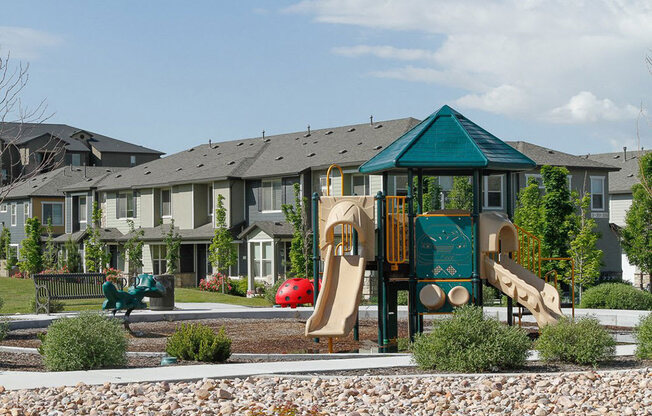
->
<box><xmin>4</xmin><ymin>303</ymin><xmax>649</xmax><ymax>330</ymax></box>
<box><xmin>0</xmin><ymin>345</ymin><xmax>637</xmax><ymax>391</ymax></box>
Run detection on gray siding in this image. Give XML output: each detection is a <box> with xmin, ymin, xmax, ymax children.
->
<box><xmin>0</xmin><ymin>199</ymin><xmax>28</xmax><ymax>246</ymax></box>
<box><xmin>246</xmin><ymin>176</ymin><xmax>300</xmax><ymax>224</ymax></box>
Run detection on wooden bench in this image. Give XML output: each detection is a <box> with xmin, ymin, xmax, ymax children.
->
<box><xmin>33</xmin><ymin>273</ymin><xmax>127</xmax><ymax>314</ymax></box>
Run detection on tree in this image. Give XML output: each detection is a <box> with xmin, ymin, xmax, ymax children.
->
<box><xmin>0</xmin><ymin>226</ymin><xmax>9</xmax><ymax>260</ymax></box>
<box><xmin>447</xmin><ymin>176</ymin><xmax>473</xmax><ymax>211</ymax></box>
<box><xmin>63</xmin><ymin>238</ymin><xmax>81</xmax><ymax>273</ymax></box>
<box><xmin>423</xmin><ymin>177</ymin><xmax>442</xmax><ymax>212</ymax></box>
<box><xmin>123</xmin><ymin>219</ymin><xmax>144</xmax><ymax>275</ymax></box>
<box><xmin>42</xmin><ymin>218</ymin><xmax>58</xmax><ymax>270</ymax></box>
<box><xmin>622</xmin><ymin>152</ymin><xmax>652</xmax><ymax>288</ymax></box>
<box><xmin>540</xmin><ymin>165</ymin><xmax>576</xmax><ymax>281</ymax></box>
<box><xmin>19</xmin><ymin>217</ymin><xmax>42</xmax><ymax>275</ymax></box>
<box><xmin>85</xmin><ymin>202</ymin><xmax>110</xmax><ymax>272</ymax></box>
<box><xmin>281</xmin><ymin>183</ymin><xmax>312</xmax><ymax>278</ymax></box>
<box><xmin>163</xmin><ymin>219</ymin><xmax>181</xmax><ymax>274</ymax></box>
<box><xmin>514</xmin><ymin>176</ymin><xmax>544</xmax><ymax>237</ymax></box>
<box><xmin>209</xmin><ymin>194</ymin><xmax>237</xmax><ymax>277</ymax></box>
<box><xmin>569</xmin><ymin>193</ymin><xmax>603</xmax><ymax>296</ymax></box>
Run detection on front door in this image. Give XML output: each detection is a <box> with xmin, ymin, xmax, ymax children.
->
<box><xmin>196</xmin><ymin>244</ymin><xmax>207</xmax><ymax>285</ymax></box>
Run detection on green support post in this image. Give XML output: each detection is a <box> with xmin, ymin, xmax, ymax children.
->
<box><xmin>472</xmin><ymin>170</ymin><xmax>482</xmax><ymax>307</ymax></box>
<box><xmin>375</xmin><ymin>191</ymin><xmax>386</xmax><ymax>347</ymax></box>
<box><xmin>311</xmin><ymin>192</ymin><xmax>320</xmax><ymax>343</ymax></box>
<box><xmin>417</xmin><ymin>169</ymin><xmax>423</xmax><ymax>215</ymax></box>
<box><xmin>407</xmin><ymin>169</ymin><xmax>417</xmax><ymax>340</ymax></box>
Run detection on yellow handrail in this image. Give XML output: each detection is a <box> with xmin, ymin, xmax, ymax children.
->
<box><xmin>327</xmin><ymin>163</ymin><xmax>353</xmax><ymax>255</ymax></box>
<box><xmin>386</xmin><ymin>196</ymin><xmax>407</xmax><ymax>270</ymax></box>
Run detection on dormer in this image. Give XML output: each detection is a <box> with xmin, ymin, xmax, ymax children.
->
<box><xmin>71</xmin><ymin>130</ymin><xmax>95</xmax><ymax>149</ymax></box>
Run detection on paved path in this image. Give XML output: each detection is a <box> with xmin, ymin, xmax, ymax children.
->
<box><xmin>5</xmin><ymin>303</ymin><xmax>650</xmax><ymax>330</ymax></box>
<box><xmin>0</xmin><ymin>345</ymin><xmax>637</xmax><ymax>391</ymax></box>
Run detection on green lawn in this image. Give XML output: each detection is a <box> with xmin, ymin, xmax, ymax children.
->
<box><xmin>0</xmin><ymin>277</ymin><xmax>270</xmax><ymax>314</ymax></box>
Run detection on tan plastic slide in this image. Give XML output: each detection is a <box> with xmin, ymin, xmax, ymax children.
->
<box><xmin>484</xmin><ymin>255</ymin><xmax>563</xmax><ymax>327</ymax></box>
<box><xmin>305</xmin><ymin>197</ymin><xmax>375</xmax><ymax>338</ymax></box>
<box><xmin>479</xmin><ymin>212</ymin><xmax>563</xmax><ymax>327</ymax></box>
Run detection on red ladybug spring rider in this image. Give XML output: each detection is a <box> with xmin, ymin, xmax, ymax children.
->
<box><xmin>275</xmin><ymin>277</ymin><xmax>321</xmax><ymax>308</ymax></box>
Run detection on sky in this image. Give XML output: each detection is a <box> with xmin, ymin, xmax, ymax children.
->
<box><xmin>0</xmin><ymin>0</ymin><xmax>650</xmax><ymax>157</ymax></box>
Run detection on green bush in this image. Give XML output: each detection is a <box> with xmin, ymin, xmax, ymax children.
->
<box><xmin>535</xmin><ymin>317</ymin><xmax>615</xmax><ymax>365</ymax></box>
<box><xmin>411</xmin><ymin>305</ymin><xmax>531</xmax><ymax>372</ymax></box>
<box><xmin>397</xmin><ymin>290</ymin><xmax>408</xmax><ymax>305</ymax></box>
<box><xmin>265</xmin><ymin>279</ymin><xmax>285</xmax><ymax>305</ymax></box>
<box><xmin>0</xmin><ymin>320</ymin><xmax>8</xmax><ymax>341</ymax></box>
<box><xmin>635</xmin><ymin>314</ymin><xmax>652</xmax><ymax>360</ymax></box>
<box><xmin>0</xmin><ymin>295</ymin><xmax>4</xmax><ymax>311</ymax></box>
<box><xmin>166</xmin><ymin>323</ymin><xmax>231</xmax><ymax>362</ymax></box>
<box><xmin>30</xmin><ymin>298</ymin><xmax>65</xmax><ymax>313</ymax></box>
<box><xmin>482</xmin><ymin>285</ymin><xmax>503</xmax><ymax>305</ymax></box>
<box><xmin>580</xmin><ymin>283</ymin><xmax>652</xmax><ymax>310</ymax></box>
<box><xmin>40</xmin><ymin>312</ymin><xmax>128</xmax><ymax>371</ymax></box>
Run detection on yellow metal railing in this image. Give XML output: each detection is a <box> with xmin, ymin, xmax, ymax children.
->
<box><xmin>326</xmin><ymin>163</ymin><xmax>353</xmax><ymax>255</ymax></box>
<box><xmin>386</xmin><ymin>196</ymin><xmax>407</xmax><ymax>270</ymax></box>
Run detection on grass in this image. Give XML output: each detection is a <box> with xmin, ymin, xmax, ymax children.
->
<box><xmin>0</xmin><ymin>277</ymin><xmax>270</xmax><ymax>314</ymax></box>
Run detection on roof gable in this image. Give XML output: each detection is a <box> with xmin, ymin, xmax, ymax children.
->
<box><xmin>359</xmin><ymin>105</ymin><xmax>535</xmax><ymax>173</ymax></box>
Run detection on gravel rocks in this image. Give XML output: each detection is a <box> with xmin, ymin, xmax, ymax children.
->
<box><xmin>0</xmin><ymin>369</ymin><xmax>650</xmax><ymax>415</ymax></box>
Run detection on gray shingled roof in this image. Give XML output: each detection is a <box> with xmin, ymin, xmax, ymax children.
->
<box><xmin>1</xmin><ymin>166</ymin><xmax>124</xmax><ymax>199</ymax></box>
<box><xmin>96</xmin><ymin>118</ymin><xmax>420</xmax><ymax>190</ymax></box>
<box><xmin>238</xmin><ymin>221</ymin><xmax>294</xmax><ymax>239</ymax></box>
<box><xmin>506</xmin><ymin>141</ymin><xmax>619</xmax><ymax>171</ymax></box>
<box><xmin>63</xmin><ymin>168</ymin><xmax>128</xmax><ymax>191</ymax></box>
<box><xmin>586</xmin><ymin>150</ymin><xmax>649</xmax><ymax>194</ymax></box>
<box><xmin>0</xmin><ymin>123</ymin><xmax>163</xmax><ymax>155</ymax></box>
<box><xmin>52</xmin><ymin>228</ymin><xmax>124</xmax><ymax>243</ymax></box>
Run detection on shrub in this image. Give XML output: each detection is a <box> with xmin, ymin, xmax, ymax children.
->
<box><xmin>166</xmin><ymin>323</ymin><xmax>231</xmax><ymax>362</ymax></box>
<box><xmin>482</xmin><ymin>285</ymin><xmax>502</xmax><ymax>305</ymax></box>
<box><xmin>0</xmin><ymin>295</ymin><xmax>4</xmax><ymax>311</ymax></box>
<box><xmin>265</xmin><ymin>279</ymin><xmax>285</xmax><ymax>305</ymax></box>
<box><xmin>397</xmin><ymin>290</ymin><xmax>408</xmax><ymax>305</ymax></box>
<box><xmin>40</xmin><ymin>312</ymin><xmax>128</xmax><ymax>371</ymax></box>
<box><xmin>580</xmin><ymin>283</ymin><xmax>652</xmax><ymax>310</ymax></box>
<box><xmin>411</xmin><ymin>305</ymin><xmax>531</xmax><ymax>372</ymax></box>
<box><xmin>635</xmin><ymin>313</ymin><xmax>652</xmax><ymax>360</ymax></box>
<box><xmin>0</xmin><ymin>320</ymin><xmax>8</xmax><ymax>341</ymax></box>
<box><xmin>535</xmin><ymin>317</ymin><xmax>615</xmax><ymax>365</ymax></box>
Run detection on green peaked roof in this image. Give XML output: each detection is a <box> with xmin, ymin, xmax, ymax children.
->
<box><xmin>359</xmin><ymin>105</ymin><xmax>536</xmax><ymax>173</ymax></box>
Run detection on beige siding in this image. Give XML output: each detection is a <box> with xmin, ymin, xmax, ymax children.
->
<box><xmin>370</xmin><ymin>175</ymin><xmax>383</xmax><ymax>195</ymax></box>
<box><xmin>214</xmin><ymin>180</ymin><xmax>231</xmax><ymax>228</ymax></box>
<box><xmin>171</xmin><ymin>184</ymin><xmax>193</xmax><ymax>229</ymax></box>
<box><xmin>140</xmin><ymin>188</ymin><xmax>154</xmax><ymax>228</ymax></box>
<box><xmin>142</xmin><ymin>243</ymin><xmax>154</xmax><ymax>273</ymax></box>
<box><xmin>609</xmin><ymin>194</ymin><xmax>632</xmax><ymax>227</ymax></box>
<box><xmin>104</xmin><ymin>190</ymin><xmax>142</xmax><ymax>233</ymax></box>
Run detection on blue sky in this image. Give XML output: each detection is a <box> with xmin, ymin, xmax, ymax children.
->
<box><xmin>1</xmin><ymin>0</ymin><xmax>650</xmax><ymax>157</ymax></box>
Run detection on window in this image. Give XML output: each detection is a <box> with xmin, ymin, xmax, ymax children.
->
<box><xmin>483</xmin><ymin>175</ymin><xmax>503</xmax><ymax>209</ymax></box>
<box><xmin>130</xmin><ymin>155</ymin><xmax>136</xmax><ymax>167</ymax></box>
<box><xmin>79</xmin><ymin>196</ymin><xmax>87</xmax><ymax>223</ymax></box>
<box><xmin>251</xmin><ymin>241</ymin><xmax>273</xmax><ymax>279</ymax></box>
<box><xmin>319</xmin><ymin>176</ymin><xmax>332</xmax><ymax>196</ymax></box>
<box><xmin>1</xmin><ymin>169</ymin><xmax>6</xmax><ymax>181</ymax></box>
<box><xmin>351</xmin><ymin>175</ymin><xmax>370</xmax><ymax>196</ymax></box>
<box><xmin>10</xmin><ymin>204</ymin><xmax>16</xmax><ymax>226</ymax></box>
<box><xmin>116</xmin><ymin>191</ymin><xmax>137</xmax><ymax>218</ymax></box>
<box><xmin>8</xmin><ymin>244</ymin><xmax>18</xmax><ymax>261</ymax></box>
<box><xmin>71</xmin><ymin>154</ymin><xmax>81</xmax><ymax>166</ymax></box>
<box><xmin>388</xmin><ymin>175</ymin><xmax>408</xmax><ymax>196</ymax></box>
<box><xmin>42</xmin><ymin>202</ymin><xmax>63</xmax><ymax>226</ymax></box>
<box><xmin>152</xmin><ymin>245</ymin><xmax>167</xmax><ymax>275</ymax></box>
<box><xmin>23</xmin><ymin>202</ymin><xmax>29</xmax><ymax>219</ymax></box>
<box><xmin>591</xmin><ymin>176</ymin><xmax>605</xmax><ymax>211</ymax></box>
<box><xmin>1</xmin><ymin>203</ymin><xmax>6</xmax><ymax>213</ymax></box>
<box><xmin>160</xmin><ymin>189</ymin><xmax>171</xmax><ymax>217</ymax></box>
<box><xmin>524</xmin><ymin>174</ymin><xmax>545</xmax><ymax>190</ymax></box>
<box><xmin>261</xmin><ymin>179</ymin><xmax>282</xmax><ymax>211</ymax></box>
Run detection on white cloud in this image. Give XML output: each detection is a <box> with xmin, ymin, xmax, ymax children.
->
<box><xmin>549</xmin><ymin>91</ymin><xmax>640</xmax><ymax>123</ymax></box>
<box><xmin>288</xmin><ymin>0</ymin><xmax>652</xmax><ymax>121</ymax></box>
<box><xmin>0</xmin><ymin>26</ymin><xmax>62</xmax><ymax>60</ymax></box>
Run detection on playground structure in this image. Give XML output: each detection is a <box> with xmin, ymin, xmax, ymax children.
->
<box><xmin>103</xmin><ymin>274</ymin><xmax>166</xmax><ymax>332</ymax></box>
<box><xmin>305</xmin><ymin>105</ymin><xmax>575</xmax><ymax>349</ymax></box>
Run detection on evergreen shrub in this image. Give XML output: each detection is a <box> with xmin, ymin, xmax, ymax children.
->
<box><xmin>580</xmin><ymin>283</ymin><xmax>652</xmax><ymax>310</ymax></box>
<box><xmin>535</xmin><ymin>317</ymin><xmax>615</xmax><ymax>365</ymax></box>
<box><xmin>166</xmin><ymin>323</ymin><xmax>231</xmax><ymax>362</ymax></box>
<box><xmin>635</xmin><ymin>314</ymin><xmax>652</xmax><ymax>360</ymax></box>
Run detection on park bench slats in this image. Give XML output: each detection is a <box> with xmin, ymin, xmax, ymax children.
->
<box><xmin>32</xmin><ymin>273</ymin><xmax>126</xmax><ymax>314</ymax></box>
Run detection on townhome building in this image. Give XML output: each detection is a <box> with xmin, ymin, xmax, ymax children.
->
<box><xmin>0</xmin><ymin>122</ymin><xmax>163</xmax><ymax>184</ymax></box>
<box><xmin>587</xmin><ymin>149</ymin><xmax>650</xmax><ymax>287</ymax></box>
<box><xmin>0</xmin><ymin>166</ymin><xmax>123</xmax><ymax>262</ymax></box>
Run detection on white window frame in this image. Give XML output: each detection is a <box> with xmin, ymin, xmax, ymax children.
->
<box><xmin>116</xmin><ymin>191</ymin><xmax>137</xmax><ymax>219</ymax></box>
<box><xmin>23</xmin><ymin>201</ymin><xmax>29</xmax><ymax>219</ymax></box>
<box><xmin>0</xmin><ymin>203</ymin><xmax>6</xmax><ymax>213</ymax></box>
<box><xmin>483</xmin><ymin>175</ymin><xmax>504</xmax><ymax>210</ymax></box>
<box><xmin>208</xmin><ymin>184</ymin><xmax>214</xmax><ymax>221</ymax></box>
<box><xmin>10</xmin><ymin>204</ymin><xmax>16</xmax><ymax>226</ymax></box>
<box><xmin>351</xmin><ymin>174</ymin><xmax>370</xmax><ymax>196</ymax></box>
<box><xmin>261</xmin><ymin>178</ymin><xmax>282</xmax><ymax>212</ymax></box>
<box><xmin>71</xmin><ymin>153</ymin><xmax>81</xmax><ymax>166</ymax></box>
<box><xmin>319</xmin><ymin>175</ymin><xmax>332</xmax><ymax>196</ymax></box>
<box><xmin>9</xmin><ymin>244</ymin><xmax>18</xmax><ymax>260</ymax></box>
<box><xmin>160</xmin><ymin>188</ymin><xmax>172</xmax><ymax>218</ymax></box>
<box><xmin>79</xmin><ymin>196</ymin><xmax>87</xmax><ymax>223</ymax></box>
<box><xmin>41</xmin><ymin>202</ymin><xmax>64</xmax><ymax>226</ymax></box>
<box><xmin>250</xmin><ymin>240</ymin><xmax>274</xmax><ymax>280</ymax></box>
<box><xmin>130</xmin><ymin>155</ymin><xmax>136</xmax><ymax>167</ymax></box>
<box><xmin>590</xmin><ymin>176</ymin><xmax>606</xmax><ymax>211</ymax></box>
<box><xmin>152</xmin><ymin>245</ymin><xmax>167</xmax><ymax>275</ymax></box>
